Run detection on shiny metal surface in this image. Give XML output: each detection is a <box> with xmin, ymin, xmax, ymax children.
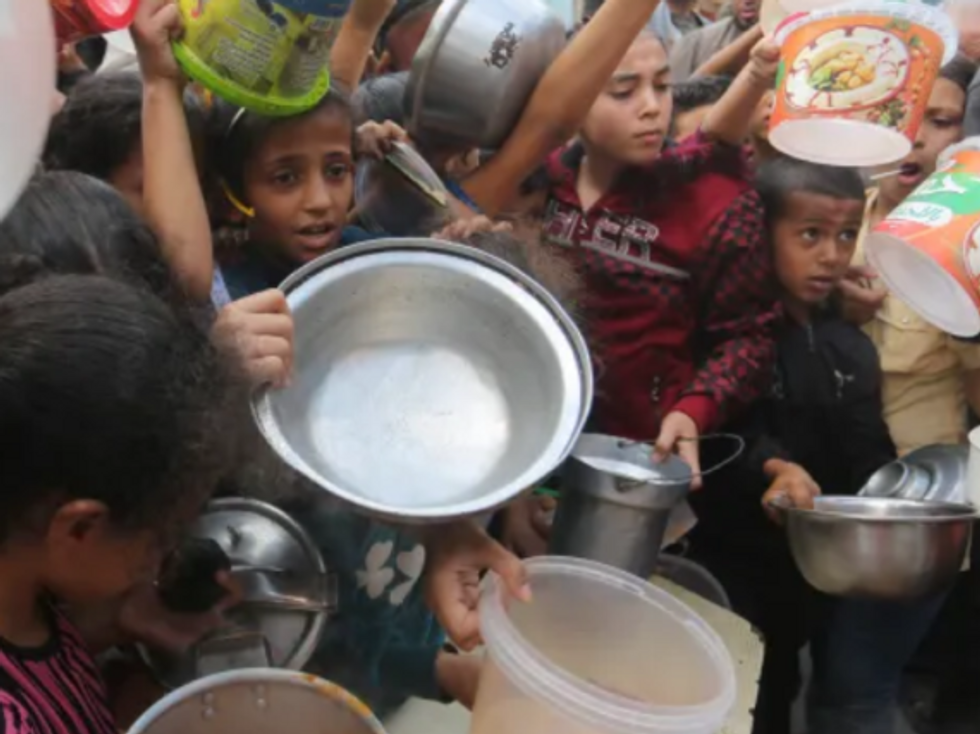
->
<box><xmin>406</xmin><ymin>0</ymin><xmax>567</xmax><ymax>148</ymax></box>
<box><xmin>859</xmin><ymin>445</ymin><xmax>969</xmax><ymax>503</ymax></box>
<box><xmin>354</xmin><ymin>142</ymin><xmax>450</xmax><ymax>236</ymax></box>
<box><xmin>783</xmin><ymin>496</ymin><xmax>976</xmax><ymax>600</ymax></box>
<box><xmin>129</xmin><ymin>670</ymin><xmax>387</xmax><ymax>734</ymax></box>
<box><xmin>143</xmin><ymin>499</ymin><xmax>331</xmax><ymax>689</ymax></box>
<box><xmin>253</xmin><ymin>238</ymin><xmax>593</xmax><ymax>521</ymax></box>
<box><xmin>550</xmin><ymin>434</ymin><xmax>691</xmax><ymax>579</ymax></box>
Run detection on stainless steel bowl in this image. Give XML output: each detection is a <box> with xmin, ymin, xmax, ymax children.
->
<box><xmin>253</xmin><ymin>238</ymin><xmax>592</xmax><ymax>521</ymax></box>
<box><xmin>782</xmin><ymin>496</ymin><xmax>975</xmax><ymax>600</ymax></box>
<box><xmin>405</xmin><ymin>0</ymin><xmax>566</xmax><ymax>149</ymax></box>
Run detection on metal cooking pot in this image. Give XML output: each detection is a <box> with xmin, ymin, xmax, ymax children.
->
<box><xmin>142</xmin><ymin>499</ymin><xmax>334</xmax><ymax>689</ymax></box>
<box><xmin>253</xmin><ymin>238</ymin><xmax>593</xmax><ymax>522</ymax></box>
<box><xmin>128</xmin><ymin>669</ymin><xmax>386</xmax><ymax>734</ymax></box>
<box><xmin>549</xmin><ymin>434</ymin><xmax>692</xmax><ymax>579</ymax></box>
<box><xmin>405</xmin><ymin>0</ymin><xmax>567</xmax><ymax>149</ymax></box>
<box><xmin>859</xmin><ymin>445</ymin><xmax>969</xmax><ymax>503</ymax></box>
<box><xmin>779</xmin><ymin>496</ymin><xmax>976</xmax><ymax>600</ymax></box>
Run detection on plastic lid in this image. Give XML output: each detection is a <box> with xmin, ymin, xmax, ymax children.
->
<box><xmin>769</xmin><ymin>117</ymin><xmax>912</xmax><ymax>167</ymax></box>
<box><xmin>479</xmin><ymin>557</ymin><xmax>736</xmax><ymax>734</ymax></box>
<box><xmin>866</xmin><ymin>231</ymin><xmax>980</xmax><ymax>336</ymax></box>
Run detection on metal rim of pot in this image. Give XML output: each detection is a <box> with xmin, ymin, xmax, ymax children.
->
<box><xmin>251</xmin><ymin>237</ymin><xmax>595</xmax><ymax>522</ymax></box>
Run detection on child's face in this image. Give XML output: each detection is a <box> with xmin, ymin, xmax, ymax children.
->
<box><xmin>243</xmin><ymin>106</ymin><xmax>355</xmax><ymax>265</ymax></box>
<box><xmin>41</xmin><ymin>501</ymin><xmax>173</xmax><ymax>604</ymax></box>
<box><xmin>772</xmin><ymin>191</ymin><xmax>864</xmax><ymax>307</ymax></box>
<box><xmin>581</xmin><ymin>35</ymin><xmax>673</xmax><ymax>168</ymax></box>
<box><xmin>672</xmin><ymin>104</ymin><xmax>712</xmax><ymax>142</ymax></box>
<box><xmin>877</xmin><ymin>77</ymin><xmax>966</xmax><ymax>202</ymax></box>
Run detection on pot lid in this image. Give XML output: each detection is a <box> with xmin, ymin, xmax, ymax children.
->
<box><xmin>572</xmin><ymin>434</ymin><xmax>693</xmax><ymax>486</ymax></box>
<box><xmin>142</xmin><ymin>499</ymin><xmax>333</xmax><ymax>689</ymax></box>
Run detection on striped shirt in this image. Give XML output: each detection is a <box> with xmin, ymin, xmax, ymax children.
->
<box><xmin>0</xmin><ymin>608</ymin><xmax>115</xmax><ymax>734</ymax></box>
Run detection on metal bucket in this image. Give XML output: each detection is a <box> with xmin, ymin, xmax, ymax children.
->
<box><xmin>549</xmin><ymin>434</ymin><xmax>692</xmax><ymax>579</ymax></box>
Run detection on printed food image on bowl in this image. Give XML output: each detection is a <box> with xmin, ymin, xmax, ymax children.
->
<box><xmin>785</xmin><ymin>26</ymin><xmax>909</xmax><ymax>111</ymax></box>
<box><xmin>963</xmin><ymin>220</ymin><xmax>980</xmax><ymax>286</ymax></box>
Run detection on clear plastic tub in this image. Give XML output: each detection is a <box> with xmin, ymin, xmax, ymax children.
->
<box><xmin>473</xmin><ymin>557</ymin><xmax>736</xmax><ymax>734</ymax></box>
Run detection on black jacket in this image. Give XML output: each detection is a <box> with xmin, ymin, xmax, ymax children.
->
<box><xmin>690</xmin><ymin>310</ymin><xmax>897</xmax><ymax>551</ymax></box>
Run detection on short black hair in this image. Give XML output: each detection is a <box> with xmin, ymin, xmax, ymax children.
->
<box><xmin>939</xmin><ymin>54</ymin><xmax>978</xmax><ymax>96</ymax></box>
<box><xmin>206</xmin><ymin>88</ymin><xmax>353</xmax><ymax>203</ymax></box>
<box><xmin>44</xmin><ymin>72</ymin><xmax>206</xmax><ymax>182</ymax></box>
<box><xmin>756</xmin><ymin>156</ymin><xmax>866</xmax><ymax>226</ymax></box>
<box><xmin>0</xmin><ymin>274</ymin><xmax>240</xmax><ymax>544</ymax></box>
<box><xmin>672</xmin><ymin>75</ymin><xmax>733</xmax><ymax>114</ymax></box>
<box><xmin>352</xmin><ymin>72</ymin><xmax>409</xmax><ymax>126</ymax></box>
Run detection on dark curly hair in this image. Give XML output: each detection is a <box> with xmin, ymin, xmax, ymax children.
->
<box><xmin>44</xmin><ymin>71</ymin><xmax>206</xmax><ymax>182</ymax></box>
<box><xmin>0</xmin><ymin>274</ymin><xmax>242</xmax><ymax>544</ymax></box>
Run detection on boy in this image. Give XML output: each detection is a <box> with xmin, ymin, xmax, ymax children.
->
<box><xmin>688</xmin><ymin>156</ymin><xmax>896</xmax><ymax>734</ymax></box>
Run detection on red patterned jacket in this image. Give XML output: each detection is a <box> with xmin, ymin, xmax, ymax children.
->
<box><xmin>542</xmin><ymin>133</ymin><xmax>779</xmax><ymax>441</ymax></box>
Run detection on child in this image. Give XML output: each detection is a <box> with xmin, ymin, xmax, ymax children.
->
<box><xmin>529</xmin><ymin>29</ymin><xmax>781</xmax><ymax>474</ymax></box>
<box><xmin>44</xmin><ymin>71</ymin><xmax>206</xmax><ymax>218</ymax></box>
<box><xmin>687</xmin><ymin>156</ymin><xmax>896</xmax><ymax>734</ymax></box>
<box><xmin>0</xmin><ymin>273</ymin><xmax>241</xmax><ymax>734</ymax></box>
<box><xmin>670</xmin><ymin>74</ymin><xmax>732</xmax><ymax>141</ymax></box>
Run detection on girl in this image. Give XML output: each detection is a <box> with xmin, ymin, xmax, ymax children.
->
<box><xmin>0</xmin><ymin>272</ymin><xmax>241</xmax><ymax>734</ymax></box>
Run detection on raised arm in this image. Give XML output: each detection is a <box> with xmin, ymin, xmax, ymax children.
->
<box><xmin>133</xmin><ymin>0</ymin><xmax>213</xmax><ymax>302</ymax></box>
<box><xmin>700</xmin><ymin>35</ymin><xmax>778</xmax><ymax>145</ymax></box>
<box><xmin>461</xmin><ymin>0</ymin><xmax>661</xmax><ymax>217</ymax></box>
<box><xmin>329</xmin><ymin>0</ymin><xmax>397</xmax><ymax>91</ymax></box>
<box><xmin>692</xmin><ymin>24</ymin><xmax>763</xmax><ymax>78</ymax></box>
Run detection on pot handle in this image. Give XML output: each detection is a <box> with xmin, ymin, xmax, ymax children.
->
<box><xmin>616</xmin><ymin>433</ymin><xmax>746</xmax><ymax>486</ymax></box>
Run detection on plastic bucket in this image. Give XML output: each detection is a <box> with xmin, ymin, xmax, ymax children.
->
<box><xmin>128</xmin><ymin>669</ymin><xmax>386</xmax><ymax>734</ymax></box>
<box><xmin>49</xmin><ymin>0</ymin><xmax>139</xmax><ymax>45</ymax></box>
<box><xmin>473</xmin><ymin>557</ymin><xmax>736</xmax><ymax>734</ymax></box>
<box><xmin>173</xmin><ymin>0</ymin><xmax>350</xmax><ymax>117</ymax></box>
<box><xmin>866</xmin><ymin>138</ymin><xmax>980</xmax><ymax>337</ymax></box>
<box><xmin>770</xmin><ymin>0</ymin><xmax>956</xmax><ymax>166</ymax></box>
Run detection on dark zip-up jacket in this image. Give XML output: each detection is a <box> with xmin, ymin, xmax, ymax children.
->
<box><xmin>691</xmin><ymin>310</ymin><xmax>897</xmax><ymax>551</ymax></box>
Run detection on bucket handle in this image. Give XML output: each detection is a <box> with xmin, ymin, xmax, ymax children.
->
<box><xmin>615</xmin><ymin>433</ymin><xmax>746</xmax><ymax>489</ymax></box>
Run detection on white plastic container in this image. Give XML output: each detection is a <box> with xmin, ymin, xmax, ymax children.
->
<box><xmin>472</xmin><ymin>557</ymin><xmax>736</xmax><ymax>734</ymax></box>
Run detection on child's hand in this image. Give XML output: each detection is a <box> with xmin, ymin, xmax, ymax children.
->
<box><xmin>762</xmin><ymin>460</ymin><xmax>821</xmax><ymax>522</ymax></box>
<box><xmin>116</xmin><ymin>573</ymin><xmax>241</xmax><ymax>655</ymax></box>
<box><xmin>212</xmin><ymin>290</ymin><xmax>295</xmax><ymax>389</ymax></box>
<box><xmin>355</xmin><ymin>120</ymin><xmax>410</xmax><ymax>158</ymax></box>
<box><xmin>747</xmin><ymin>38</ymin><xmax>781</xmax><ymax>87</ymax></box>
<box><xmin>654</xmin><ymin>411</ymin><xmax>702</xmax><ymax>490</ymax></box>
<box><xmin>436</xmin><ymin>651</ymin><xmax>483</xmax><ymax>710</ymax></box>
<box><xmin>423</xmin><ymin>521</ymin><xmax>530</xmax><ymax>651</ymax></box>
<box><xmin>433</xmin><ymin>216</ymin><xmax>512</xmax><ymax>241</ymax></box>
<box><xmin>131</xmin><ymin>0</ymin><xmax>185</xmax><ymax>85</ymax></box>
<box><xmin>838</xmin><ymin>265</ymin><xmax>887</xmax><ymax>326</ymax></box>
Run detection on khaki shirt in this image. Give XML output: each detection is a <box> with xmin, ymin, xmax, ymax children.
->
<box><xmin>856</xmin><ymin>191</ymin><xmax>980</xmax><ymax>454</ymax></box>
<box><xmin>668</xmin><ymin>17</ymin><xmax>746</xmax><ymax>84</ymax></box>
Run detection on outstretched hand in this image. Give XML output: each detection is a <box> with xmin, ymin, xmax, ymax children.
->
<box><xmin>423</xmin><ymin>520</ymin><xmax>530</xmax><ymax>651</ymax></box>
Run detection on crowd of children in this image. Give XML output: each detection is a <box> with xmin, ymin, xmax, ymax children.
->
<box><xmin>4</xmin><ymin>0</ymin><xmax>980</xmax><ymax>732</ymax></box>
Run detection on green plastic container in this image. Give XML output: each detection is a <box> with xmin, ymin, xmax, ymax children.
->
<box><xmin>173</xmin><ymin>0</ymin><xmax>350</xmax><ymax>117</ymax></box>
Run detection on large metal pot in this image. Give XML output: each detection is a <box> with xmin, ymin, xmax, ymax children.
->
<box><xmin>549</xmin><ymin>434</ymin><xmax>691</xmax><ymax>579</ymax></box>
<box><xmin>129</xmin><ymin>669</ymin><xmax>386</xmax><ymax>734</ymax></box>
<box><xmin>253</xmin><ymin>238</ymin><xmax>593</xmax><ymax>522</ymax></box>
<box><xmin>781</xmin><ymin>496</ymin><xmax>976</xmax><ymax>600</ymax></box>
<box><xmin>142</xmin><ymin>499</ymin><xmax>334</xmax><ymax>689</ymax></box>
<box><xmin>405</xmin><ymin>0</ymin><xmax>566</xmax><ymax>149</ymax></box>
